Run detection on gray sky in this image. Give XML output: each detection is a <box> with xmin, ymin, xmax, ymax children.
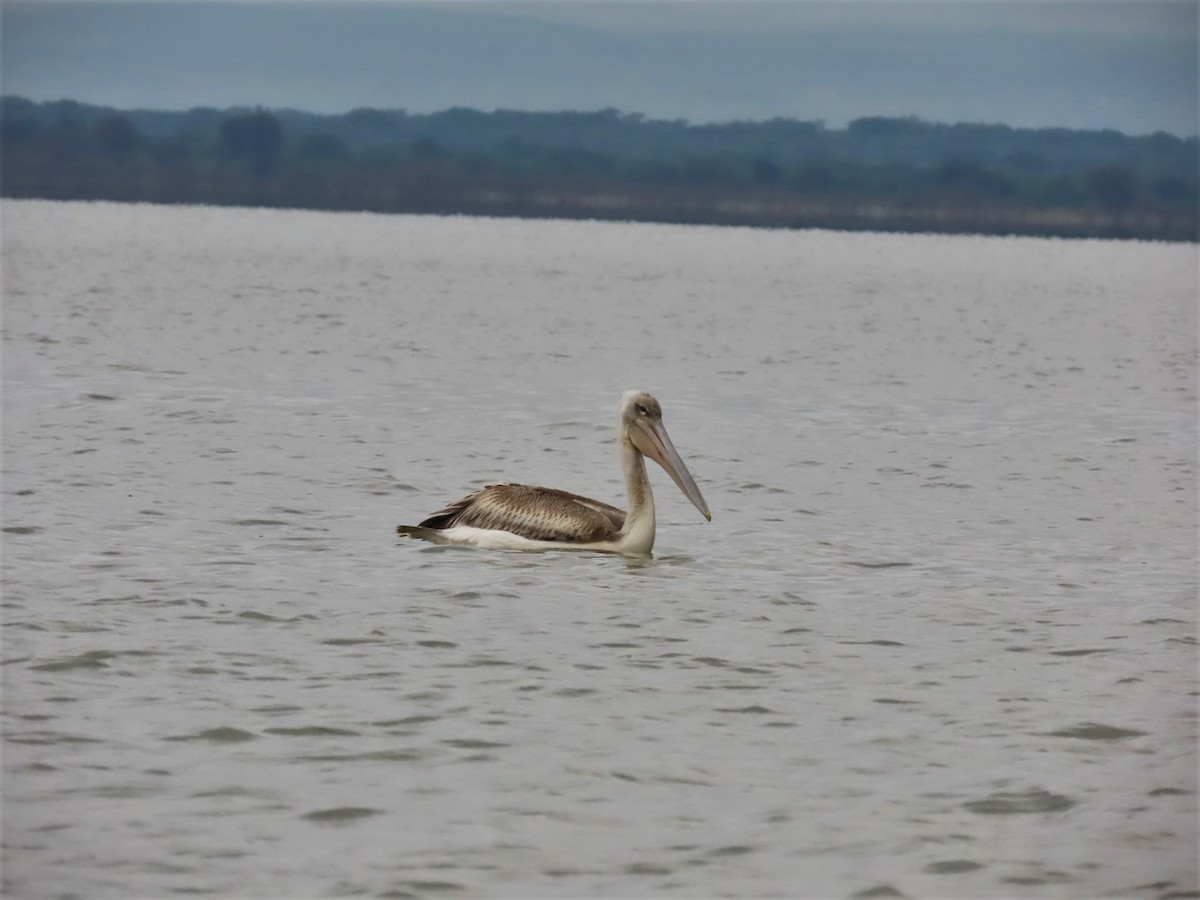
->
<box><xmin>4</xmin><ymin>1</ymin><xmax>1197</xmax><ymax>134</ymax></box>
<box><xmin>514</xmin><ymin>0</ymin><xmax>1192</xmax><ymax>37</ymax></box>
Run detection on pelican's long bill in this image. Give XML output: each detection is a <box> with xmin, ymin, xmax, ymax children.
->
<box><xmin>630</xmin><ymin>416</ymin><xmax>712</xmax><ymax>521</ymax></box>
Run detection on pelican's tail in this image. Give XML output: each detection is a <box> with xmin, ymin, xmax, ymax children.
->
<box><xmin>395</xmin><ymin>524</ymin><xmax>452</xmax><ymax>544</ymax></box>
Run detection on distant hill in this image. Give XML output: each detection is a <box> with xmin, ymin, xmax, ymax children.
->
<box><xmin>2</xmin><ymin>96</ymin><xmax>1196</xmax><ymax>240</ymax></box>
<box><xmin>5</xmin><ymin>95</ymin><xmax>1196</xmax><ymax>179</ymax></box>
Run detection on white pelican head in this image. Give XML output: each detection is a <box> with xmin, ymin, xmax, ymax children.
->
<box><xmin>620</xmin><ymin>390</ymin><xmax>711</xmax><ymax>522</ymax></box>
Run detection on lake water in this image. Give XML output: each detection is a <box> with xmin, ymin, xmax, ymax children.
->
<box><xmin>2</xmin><ymin>199</ymin><xmax>1196</xmax><ymax>899</ymax></box>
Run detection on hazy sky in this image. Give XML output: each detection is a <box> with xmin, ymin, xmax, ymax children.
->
<box><xmin>4</xmin><ymin>1</ymin><xmax>1197</xmax><ymax>135</ymax></box>
<box><xmin>515</xmin><ymin>0</ymin><xmax>1193</xmax><ymax>37</ymax></box>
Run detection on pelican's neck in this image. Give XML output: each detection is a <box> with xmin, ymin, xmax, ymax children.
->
<box><xmin>618</xmin><ymin>436</ymin><xmax>656</xmax><ymax>554</ymax></box>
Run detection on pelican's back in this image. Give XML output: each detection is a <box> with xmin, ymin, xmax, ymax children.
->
<box><xmin>410</xmin><ymin>483</ymin><xmax>625</xmax><ymax>543</ymax></box>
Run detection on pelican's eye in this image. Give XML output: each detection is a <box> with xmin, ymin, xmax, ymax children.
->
<box><xmin>636</xmin><ymin>404</ymin><xmax>649</xmax><ymax>416</ymax></box>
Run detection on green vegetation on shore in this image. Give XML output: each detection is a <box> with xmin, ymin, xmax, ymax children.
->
<box><xmin>2</xmin><ymin>96</ymin><xmax>1195</xmax><ymax>240</ymax></box>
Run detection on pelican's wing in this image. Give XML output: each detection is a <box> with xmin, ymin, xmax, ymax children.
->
<box><xmin>417</xmin><ymin>483</ymin><xmax>625</xmax><ymax>543</ymax></box>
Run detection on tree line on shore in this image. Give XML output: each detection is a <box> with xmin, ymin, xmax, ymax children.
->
<box><xmin>2</xmin><ymin>96</ymin><xmax>1195</xmax><ymax>240</ymax></box>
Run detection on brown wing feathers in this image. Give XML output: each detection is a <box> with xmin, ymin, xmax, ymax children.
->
<box><xmin>418</xmin><ymin>483</ymin><xmax>624</xmax><ymax>543</ymax></box>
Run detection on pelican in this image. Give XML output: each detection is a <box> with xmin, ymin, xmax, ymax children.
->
<box><xmin>395</xmin><ymin>390</ymin><xmax>711</xmax><ymax>556</ymax></box>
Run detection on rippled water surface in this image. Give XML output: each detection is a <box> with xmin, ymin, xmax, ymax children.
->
<box><xmin>3</xmin><ymin>200</ymin><xmax>1196</xmax><ymax>898</ymax></box>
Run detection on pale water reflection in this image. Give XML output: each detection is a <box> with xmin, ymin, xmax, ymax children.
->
<box><xmin>2</xmin><ymin>200</ymin><xmax>1196</xmax><ymax>898</ymax></box>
